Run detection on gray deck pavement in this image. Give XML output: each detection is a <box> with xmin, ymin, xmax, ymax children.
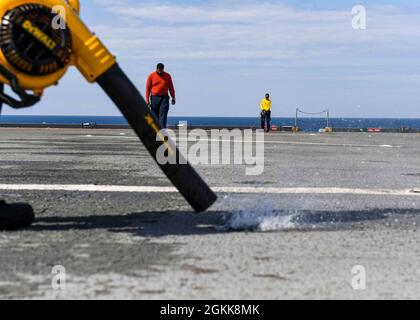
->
<box><xmin>1</xmin><ymin>128</ymin><xmax>420</xmax><ymax>299</ymax></box>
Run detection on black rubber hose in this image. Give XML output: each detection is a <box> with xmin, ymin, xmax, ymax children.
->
<box><xmin>97</xmin><ymin>64</ymin><xmax>217</xmax><ymax>212</ymax></box>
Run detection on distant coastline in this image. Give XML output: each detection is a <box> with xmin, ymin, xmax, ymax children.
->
<box><xmin>2</xmin><ymin>115</ymin><xmax>420</xmax><ymax>132</ymax></box>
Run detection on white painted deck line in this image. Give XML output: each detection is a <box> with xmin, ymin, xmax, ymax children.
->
<box><xmin>0</xmin><ymin>184</ymin><xmax>419</xmax><ymax>196</ymax></box>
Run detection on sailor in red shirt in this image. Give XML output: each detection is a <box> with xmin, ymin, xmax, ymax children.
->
<box><xmin>145</xmin><ymin>63</ymin><xmax>176</xmax><ymax>128</ymax></box>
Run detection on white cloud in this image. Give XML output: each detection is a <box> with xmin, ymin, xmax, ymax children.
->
<box><xmin>11</xmin><ymin>0</ymin><xmax>417</xmax><ymax>118</ymax></box>
<box><xmin>89</xmin><ymin>1</ymin><xmax>420</xmax><ymax>63</ymax></box>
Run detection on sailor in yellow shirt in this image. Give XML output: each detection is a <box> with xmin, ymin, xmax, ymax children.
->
<box><xmin>260</xmin><ymin>93</ymin><xmax>272</xmax><ymax>132</ymax></box>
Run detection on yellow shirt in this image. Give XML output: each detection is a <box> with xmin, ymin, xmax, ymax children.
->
<box><xmin>260</xmin><ymin>98</ymin><xmax>272</xmax><ymax>111</ymax></box>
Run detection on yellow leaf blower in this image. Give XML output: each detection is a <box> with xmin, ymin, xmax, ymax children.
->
<box><xmin>0</xmin><ymin>0</ymin><xmax>217</xmax><ymax>212</ymax></box>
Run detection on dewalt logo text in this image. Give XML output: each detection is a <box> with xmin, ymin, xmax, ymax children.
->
<box><xmin>22</xmin><ymin>20</ymin><xmax>57</xmax><ymax>51</ymax></box>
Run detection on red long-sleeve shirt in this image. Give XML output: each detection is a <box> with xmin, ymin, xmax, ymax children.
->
<box><xmin>145</xmin><ymin>71</ymin><xmax>175</xmax><ymax>103</ymax></box>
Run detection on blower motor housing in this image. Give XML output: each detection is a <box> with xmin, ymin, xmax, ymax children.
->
<box><xmin>0</xmin><ymin>0</ymin><xmax>115</xmax><ymax>92</ymax></box>
<box><xmin>0</xmin><ymin>0</ymin><xmax>74</xmax><ymax>92</ymax></box>
<box><xmin>0</xmin><ymin>3</ymin><xmax>72</xmax><ymax>76</ymax></box>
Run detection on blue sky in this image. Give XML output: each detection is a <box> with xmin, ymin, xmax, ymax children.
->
<box><xmin>4</xmin><ymin>0</ymin><xmax>420</xmax><ymax>118</ymax></box>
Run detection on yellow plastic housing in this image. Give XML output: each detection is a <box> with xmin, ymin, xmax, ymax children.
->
<box><xmin>0</xmin><ymin>0</ymin><xmax>116</xmax><ymax>94</ymax></box>
<box><xmin>66</xmin><ymin>0</ymin><xmax>80</xmax><ymax>14</ymax></box>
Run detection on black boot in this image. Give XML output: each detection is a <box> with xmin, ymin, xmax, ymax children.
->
<box><xmin>0</xmin><ymin>200</ymin><xmax>35</xmax><ymax>231</ymax></box>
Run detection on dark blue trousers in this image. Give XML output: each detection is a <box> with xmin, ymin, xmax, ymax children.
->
<box><xmin>0</xmin><ymin>83</ymin><xmax>3</xmax><ymax>115</ymax></box>
<box><xmin>150</xmin><ymin>95</ymin><xmax>170</xmax><ymax>128</ymax></box>
<box><xmin>261</xmin><ymin>110</ymin><xmax>271</xmax><ymax>132</ymax></box>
